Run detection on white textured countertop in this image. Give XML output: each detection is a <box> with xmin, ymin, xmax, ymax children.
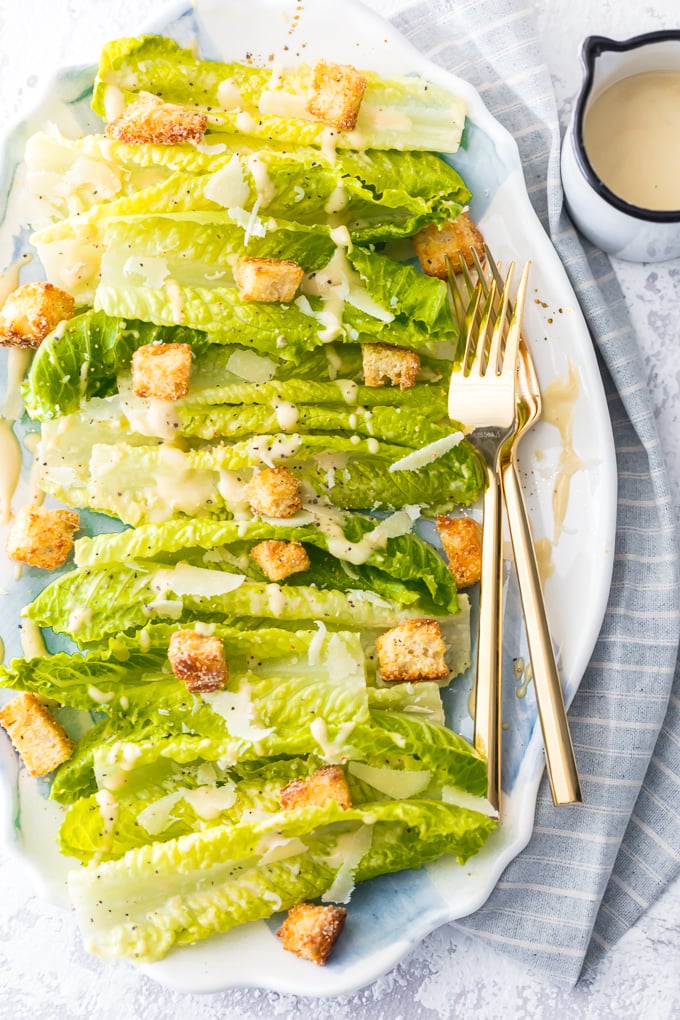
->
<box><xmin>1</xmin><ymin>1</ymin><xmax>679</xmax><ymax>1017</ymax></box>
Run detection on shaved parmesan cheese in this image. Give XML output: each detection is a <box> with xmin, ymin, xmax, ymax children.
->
<box><xmin>235</xmin><ymin>111</ymin><xmax>258</xmax><ymax>133</ymax></box>
<box><xmin>204</xmin><ymin>156</ymin><xmax>250</xmax><ymax>209</ymax></box>
<box><xmin>194</xmin><ymin>140</ymin><xmax>227</xmax><ymax>155</ymax></box>
<box><xmin>258</xmin><ymin>90</ymin><xmax>315</xmax><ymax>121</ymax></box>
<box><xmin>165</xmin><ymin>279</ymin><xmax>184</xmax><ymax>324</ymax></box>
<box><xmin>348</xmin><ymin>761</ymin><xmax>431</xmax><ymax>799</ymax></box>
<box><xmin>310</xmin><ymin>718</ymin><xmax>355</xmax><ymax>762</ymax></box>
<box><xmin>388</xmin><ymin>432</ymin><xmax>464</xmax><ymax>473</ymax></box>
<box><xmin>321</xmin><ymin>826</ymin><xmax>374</xmax><ymax>904</ymax></box>
<box><xmin>151</xmin><ymin>564</ymin><xmax>246</xmax><ymax>598</ymax></box>
<box><xmin>217</xmin><ymin>78</ymin><xmax>244</xmax><ymax>110</ymax></box>
<box><xmin>225</xmin><ymin>349</ymin><xmax>277</xmax><ymax>383</ymax></box>
<box><xmin>104</xmin><ymin>85</ymin><xmax>125</xmax><ymax>121</ymax></box>
<box><xmin>246</xmin><ymin>154</ymin><xmax>275</xmax><ymax>207</ymax></box>
<box><xmin>142</xmin><ymin>598</ymin><xmax>184</xmax><ymax>620</ymax></box>
<box><xmin>307</xmin><ymin>620</ymin><xmax>328</xmax><ymax>666</ymax></box>
<box><xmin>183</xmin><ymin>783</ymin><xmax>237</xmax><ymax>819</ymax></box>
<box><xmin>123</xmin><ymin>256</ymin><xmax>170</xmax><ymax>289</ymax></box>
<box><xmin>205</xmin><ymin>683</ymin><xmax>273</xmax><ymax>743</ymax></box>
<box><xmin>137</xmin><ymin>791</ymin><xmax>184</xmax><ymax>835</ymax></box>
<box><xmin>441</xmin><ymin>785</ymin><xmax>499</xmax><ymax>818</ymax></box>
<box><xmin>257</xmin><ymin>835</ymin><xmax>308</xmax><ymax>865</ymax></box>
<box><xmin>228</xmin><ymin>201</ymin><xmax>266</xmax><ymax>244</ymax></box>
<box><xmin>65</xmin><ymin>156</ymin><xmax>121</xmax><ymax>200</ymax></box>
<box><xmin>259</xmin><ymin>510</ymin><xmax>315</xmax><ymax>528</ymax></box>
<box><xmin>273</xmin><ymin>400</ymin><xmax>299</xmax><ymax>431</ymax></box>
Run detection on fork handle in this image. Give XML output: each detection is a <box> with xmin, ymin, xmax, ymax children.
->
<box><xmin>502</xmin><ymin>454</ymin><xmax>583</xmax><ymax>806</ymax></box>
<box><xmin>474</xmin><ymin>464</ymin><xmax>504</xmax><ymax>814</ymax></box>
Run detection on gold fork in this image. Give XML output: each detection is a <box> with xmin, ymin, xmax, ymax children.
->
<box><xmin>463</xmin><ymin>247</ymin><xmax>582</xmax><ymax>806</ymax></box>
<box><xmin>448</xmin><ymin>260</ymin><xmax>531</xmax><ymax>813</ymax></box>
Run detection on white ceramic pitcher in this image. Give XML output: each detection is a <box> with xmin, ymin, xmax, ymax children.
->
<box><xmin>561</xmin><ymin>31</ymin><xmax>680</xmax><ymax>262</ymax></box>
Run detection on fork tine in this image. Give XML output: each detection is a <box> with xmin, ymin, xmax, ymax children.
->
<box><xmin>467</xmin><ymin>281</ymin><xmax>497</xmax><ymax>376</ymax></box>
<box><xmin>504</xmin><ymin>262</ymin><xmax>531</xmax><ymax>374</ymax></box>
<box><xmin>482</xmin><ymin>243</ymin><xmax>504</xmax><ymax>293</ymax></box>
<box><xmin>458</xmin><ymin>252</ymin><xmax>478</xmax><ymax>299</ymax></box>
<box><xmin>445</xmin><ymin>255</ymin><xmax>467</xmax><ymax>329</ymax></box>
<box><xmin>488</xmin><ymin>263</ymin><xmax>514</xmax><ymax>375</ymax></box>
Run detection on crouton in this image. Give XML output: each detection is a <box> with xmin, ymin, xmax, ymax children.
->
<box><xmin>234</xmin><ymin>257</ymin><xmax>304</xmax><ymax>303</ymax></box>
<box><xmin>168</xmin><ymin>630</ymin><xmax>228</xmax><ymax>693</ymax></box>
<box><xmin>277</xmin><ymin>902</ymin><xmax>347</xmax><ymax>965</ymax></box>
<box><xmin>436</xmin><ymin>515</ymin><xmax>483</xmax><ymax>588</ymax></box>
<box><xmin>250</xmin><ymin>539</ymin><xmax>310</xmax><ymax>581</ymax></box>
<box><xmin>280</xmin><ymin>765</ymin><xmax>352</xmax><ymax>811</ymax></box>
<box><xmin>361</xmin><ymin>342</ymin><xmax>420</xmax><ymax>391</ymax></box>
<box><xmin>307</xmin><ymin>60</ymin><xmax>367</xmax><ymax>132</ymax></box>
<box><xmin>6</xmin><ymin>505</ymin><xmax>79</xmax><ymax>570</ymax></box>
<box><xmin>0</xmin><ymin>281</ymin><xmax>75</xmax><ymax>349</ymax></box>
<box><xmin>376</xmin><ymin>618</ymin><xmax>448</xmax><ymax>682</ymax></box>
<box><xmin>0</xmin><ymin>692</ymin><xmax>74</xmax><ymax>777</ymax></box>
<box><xmin>106</xmin><ymin>94</ymin><xmax>207</xmax><ymax>146</ymax></box>
<box><xmin>413</xmin><ymin>213</ymin><xmax>485</xmax><ymax>278</ymax></box>
<box><xmin>131</xmin><ymin>342</ymin><xmax>192</xmax><ymax>401</ymax></box>
<box><xmin>245</xmin><ymin>466</ymin><xmax>302</xmax><ymax>518</ymax></box>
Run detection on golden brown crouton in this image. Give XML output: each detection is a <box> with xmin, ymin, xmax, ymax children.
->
<box><xmin>280</xmin><ymin>765</ymin><xmax>352</xmax><ymax>811</ymax></box>
<box><xmin>376</xmin><ymin>618</ymin><xmax>448</xmax><ymax>682</ymax></box>
<box><xmin>0</xmin><ymin>692</ymin><xmax>74</xmax><ymax>777</ymax></box>
<box><xmin>131</xmin><ymin>342</ymin><xmax>192</xmax><ymax>401</ymax></box>
<box><xmin>413</xmin><ymin>213</ymin><xmax>485</xmax><ymax>278</ymax></box>
<box><xmin>234</xmin><ymin>257</ymin><xmax>304</xmax><ymax>303</ymax></box>
<box><xmin>361</xmin><ymin>342</ymin><xmax>420</xmax><ymax>391</ymax></box>
<box><xmin>106</xmin><ymin>94</ymin><xmax>207</xmax><ymax>146</ymax></box>
<box><xmin>436</xmin><ymin>515</ymin><xmax>483</xmax><ymax>588</ymax></box>
<box><xmin>250</xmin><ymin>539</ymin><xmax>310</xmax><ymax>581</ymax></box>
<box><xmin>0</xmin><ymin>281</ymin><xmax>75</xmax><ymax>349</ymax></box>
<box><xmin>6</xmin><ymin>505</ymin><xmax>79</xmax><ymax>570</ymax></box>
<box><xmin>245</xmin><ymin>466</ymin><xmax>303</xmax><ymax>519</ymax></box>
<box><xmin>277</xmin><ymin>902</ymin><xmax>347</xmax><ymax>965</ymax></box>
<box><xmin>168</xmin><ymin>630</ymin><xmax>228</xmax><ymax>694</ymax></box>
<box><xmin>307</xmin><ymin>60</ymin><xmax>367</xmax><ymax>131</ymax></box>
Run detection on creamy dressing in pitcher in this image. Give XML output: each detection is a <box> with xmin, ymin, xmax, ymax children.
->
<box><xmin>583</xmin><ymin>70</ymin><xmax>680</xmax><ymax>210</ymax></box>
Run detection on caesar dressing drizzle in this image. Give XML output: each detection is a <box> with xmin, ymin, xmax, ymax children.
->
<box><xmin>542</xmin><ymin>362</ymin><xmax>582</xmax><ymax>542</ymax></box>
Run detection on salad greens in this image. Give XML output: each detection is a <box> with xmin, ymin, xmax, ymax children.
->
<box><xmin>0</xmin><ymin>35</ymin><xmax>495</xmax><ymax>966</ymax></box>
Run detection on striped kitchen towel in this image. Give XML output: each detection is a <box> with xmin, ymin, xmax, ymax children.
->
<box><xmin>379</xmin><ymin>0</ymin><xmax>680</xmax><ymax>987</ymax></box>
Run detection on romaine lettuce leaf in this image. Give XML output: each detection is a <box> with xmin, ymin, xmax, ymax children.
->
<box><xmin>92</xmin><ymin>36</ymin><xmax>467</xmax><ymax>154</ymax></box>
<box><xmin>67</xmin><ymin>794</ymin><xmax>494</xmax><ymax>961</ymax></box>
<box><xmin>25</xmin><ymin>561</ymin><xmax>432</xmax><ymax>644</ymax></box>
<box><xmin>35</xmin><ymin>421</ymin><xmax>485</xmax><ymax>524</ymax></box>
<box><xmin>22</xmin><ymin>310</ymin><xmax>209</xmax><ymax>421</ymax></box>
<box><xmin>73</xmin><ymin>513</ymin><xmax>458</xmax><ymax>614</ymax></box>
